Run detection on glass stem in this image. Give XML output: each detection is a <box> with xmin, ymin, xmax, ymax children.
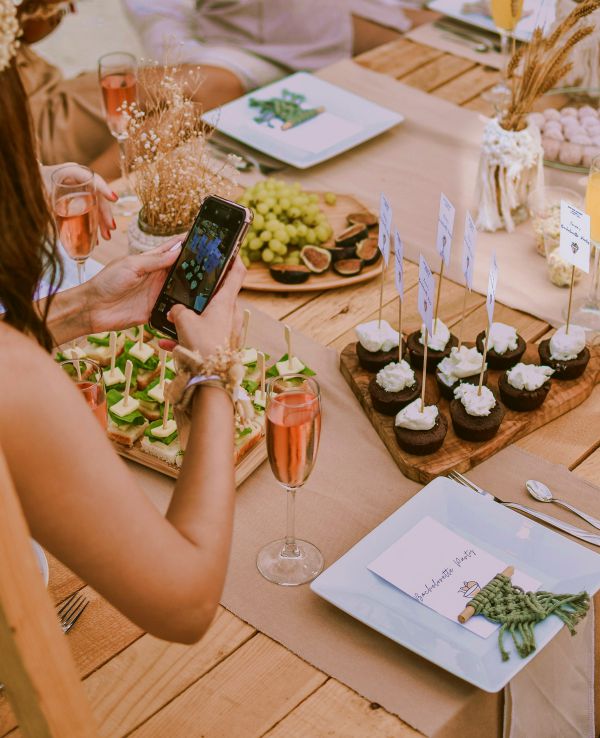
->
<box><xmin>282</xmin><ymin>486</ymin><xmax>300</xmax><ymax>558</ymax></box>
<box><xmin>117</xmin><ymin>137</ymin><xmax>130</xmax><ymax>190</ymax></box>
<box><xmin>76</xmin><ymin>261</ymin><xmax>85</xmax><ymax>285</ymax></box>
<box><xmin>589</xmin><ymin>241</ymin><xmax>600</xmax><ymax>307</ymax></box>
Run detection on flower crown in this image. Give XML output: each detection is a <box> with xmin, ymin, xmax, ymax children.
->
<box><xmin>0</xmin><ymin>0</ymin><xmax>20</xmax><ymax>73</ymax></box>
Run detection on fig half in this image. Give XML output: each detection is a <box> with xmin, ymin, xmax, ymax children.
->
<box><xmin>333</xmin><ymin>258</ymin><xmax>363</xmax><ymax>277</ymax></box>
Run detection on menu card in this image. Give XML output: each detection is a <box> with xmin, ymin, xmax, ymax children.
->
<box><xmin>368</xmin><ymin>516</ymin><xmax>539</xmax><ymax>638</ymax></box>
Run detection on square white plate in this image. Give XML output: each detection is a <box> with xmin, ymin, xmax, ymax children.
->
<box><xmin>202</xmin><ymin>72</ymin><xmax>403</xmax><ymax>169</ymax></box>
<box><xmin>428</xmin><ymin>0</ymin><xmax>556</xmax><ymax>42</ymax></box>
<box><xmin>311</xmin><ymin>476</ymin><xmax>600</xmax><ymax>692</ymax></box>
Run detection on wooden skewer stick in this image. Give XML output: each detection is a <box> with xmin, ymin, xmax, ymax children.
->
<box><xmin>158</xmin><ymin>348</ymin><xmax>167</xmax><ymax>389</ymax></box>
<box><xmin>377</xmin><ymin>259</ymin><xmax>386</xmax><ymax>329</ymax></box>
<box><xmin>241</xmin><ymin>309</ymin><xmax>250</xmax><ymax>349</ymax></box>
<box><xmin>284</xmin><ymin>324</ymin><xmax>293</xmax><ymax>370</ymax></box>
<box><xmin>123</xmin><ymin>360</ymin><xmax>133</xmax><ymax>408</ymax></box>
<box><xmin>109</xmin><ymin>331</ymin><xmax>117</xmax><ymax>377</ymax></box>
<box><xmin>398</xmin><ymin>296</ymin><xmax>403</xmax><ymax>362</ymax></box>
<box><xmin>477</xmin><ymin>325</ymin><xmax>490</xmax><ymax>396</ymax></box>
<box><xmin>137</xmin><ymin>324</ymin><xmax>144</xmax><ymax>350</ymax></box>
<box><xmin>566</xmin><ymin>265</ymin><xmax>576</xmax><ymax>335</ymax></box>
<box><xmin>458</xmin><ymin>566</ymin><xmax>515</xmax><ymax>624</ymax></box>
<box><xmin>457</xmin><ymin>285</ymin><xmax>469</xmax><ymax>350</ymax></box>
<box><xmin>162</xmin><ymin>399</ymin><xmax>170</xmax><ymax>430</ymax></box>
<box><xmin>420</xmin><ymin>328</ymin><xmax>429</xmax><ymax>413</ymax></box>
<box><xmin>258</xmin><ymin>351</ymin><xmax>266</xmax><ymax>396</ymax></box>
<box><xmin>70</xmin><ymin>350</ymin><xmax>82</xmax><ymax>381</ymax></box>
<box><xmin>433</xmin><ymin>258</ymin><xmax>445</xmax><ymax>334</ymax></box>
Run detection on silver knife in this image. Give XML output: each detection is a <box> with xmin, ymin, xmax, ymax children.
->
<box><xmin>448</xmin><ymin>471</ymin><xmax>600</xmax><ymax>547</ymax></box>
<box><xmin>433</xmin><ymin>19</ymin><xmax>502</xmax><ymax>52</ymax></box>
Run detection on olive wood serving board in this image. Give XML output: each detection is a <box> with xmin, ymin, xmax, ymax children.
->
<box><xmin>340</xmin><ymin>340</ymin><xmax>600</xmax><ymax>484</ymax></box>
<box><xmin>242</xmin><ymin>192</ymin><xmax>382</xmax><ymax>292</ymax></box>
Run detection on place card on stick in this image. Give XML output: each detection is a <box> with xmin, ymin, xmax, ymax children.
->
<box><xmin>433</xmin><ymin>193</ymin><xmax>456</xmax><ymax>331</ymax></box>
<box><xmin>478</xmin><ymin>252</ymin><xmax>498</xmax><ymax>395</ymax></box>
<box><xmin>394</xmin><ymin>229</ymin><xmax>404</xmax><ymax>360</ymax></box>
<box><xmin>458</xmin><ymin>211</ymin><xmax>477</xmax><ymax>349</ymax></box>
<box><xmin>418</xmin><ymin>254</ymin><xmax>434</xmax><ymax>411</ymax></box>
<box><xmin>378</xmin><ymin>193</ymin><xmax>392</xmax><ymax>327</ymax></box>
<box><xmin>559</xmin><ymin>201</ymin><xmax>591</xmax><ymax>332</ymax></box>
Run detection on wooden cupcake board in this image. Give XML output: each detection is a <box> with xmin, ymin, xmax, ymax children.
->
<box><xmin>242</xmin><ymin>193</ymin><xmax>382</xmax><ymax>292</ymax></box>
<box><xmin>340</xmin><ymin>341</ymin><xmax>600</xmax><ymax>485</ymax></box>
<box><xmin>115</xmin><ymin>438</ymin><xmax>267</xmax><ymax>488</ymax></box>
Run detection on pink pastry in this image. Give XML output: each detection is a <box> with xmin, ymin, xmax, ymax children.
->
<box><xmin>570</xmin><ymin>133</ymin><xmax>592</xmax><ymax>145</ymax></box>
<box><xmin>583</xmin><ymin>146</ymin><xmax>600</xmax><ymax>168</ymax></box>
<box><xmin>544</xmin><ymin>127</ymin><xmax>564</xmax><ymax>141</ymax></box>
<box><xmin>583</xmin><ymin>117</ymin><xmax>600</xmax><ymax>132</ymax></box>
<box><xmin>561</xmin><ymin>107</ymin><xmax>578</xmax><ymax>118</ymax></box>
<box><xmin>544</xmin><ymin>108</ymin><xmax>561</xmax><ymax>121</ymax></box>
<box><xmin>592</xmin><ymin>135</ymin><xmax>600</xmax><ymax>147</ymax></box>
<box><xmin>529</xmin><ymin>112</ymin><xmax>545</xmax><ymax>129</ymax></box>
<box><xmin>558</xmin><ymin>142</ymin><xmax>583</xmax><ymax>166</ymax></box>
<box><xmin>578</xmin><ymin>106</ymin><xmax>598</xmax><ymax>120</ymax></box>
<box><xmin>542</xmin><ymin>136</ymin><xmax>561</xmax><ymax>160</ymax></box>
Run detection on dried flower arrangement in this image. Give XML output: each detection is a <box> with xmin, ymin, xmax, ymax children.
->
<box><xmin>124</xmin><ymin>64</ymin><xmax>234</xmax><ymax>238</ymax></box>
<box><xmin>476</xmin><ymin>0</ymin><xmax>600</xmax><ymax>232</ymax></box>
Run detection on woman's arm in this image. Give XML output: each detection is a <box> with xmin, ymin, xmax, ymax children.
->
<box><xmin>2</xmin><ymin>259</ymin><xmax>245</xmax><ymax>643</ymax></box>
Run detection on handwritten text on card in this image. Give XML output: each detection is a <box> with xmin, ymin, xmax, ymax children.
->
<box><xmin>436</xmin><ymin>193</ymin><xmax>456</xmax><ymax>267</ymax></box>
<box><xmin>379</xmin><ymin>193</ymin><xmax>392</xmax><ymax>266</ymax></box>
<box><xmin>418</xmin><ymin>254</ymin><xmax>434</xmax><ymax>335</ymax></box>
<box><xmin>462</xmin><ymin>211</ymin><xmax>477</xmax><ymax>290</ymax></box>
<box><xmin>559</xmin><ymin>200</ymin><xmax>591</xmax><ymax>273</ymax></box>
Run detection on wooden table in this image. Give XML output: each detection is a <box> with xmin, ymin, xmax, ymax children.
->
<box><xmin>4</xmin><ymin>39</ymin><xmax>600</xmax><ymax>738</ymax></box>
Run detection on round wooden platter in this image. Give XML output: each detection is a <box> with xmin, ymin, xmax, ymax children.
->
<box><xmin>242</xmin><ymin>192</ymin><xmax>381</xmax><ymax>292</ymax></box>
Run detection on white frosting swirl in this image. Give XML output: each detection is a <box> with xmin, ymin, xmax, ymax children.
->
<box><xmin>356</xmin><ymin>320</ymin><xmax>399</xmax><ymax>353</ymax></box>
<box><xmin>419</xmin><ymin>319</ymin><xmax>450</xmax><ymax>351</ymax></box>
<box><xmin>506</xmin><ymin>363</ymin><xmax>554</xmax><ymax>391</ymax></box>
<box><xmin>437</xmin><ymin>346</ymin><xmax>485</xmax><ymax>387</ymax></box>
<box><xmin>395</xmin><ymin>398</ymin><xmax>438</xmax><ymax>431</ymax></box>
<box><xmin>454</xmin><ymin>383</ymin><xmax>496</xmax><ymax>416</ymax></box>
<box><xmin>549</xmin><ymin>325</ymin><xmax>586</xmax><ymax>361</ymax></box>
<box><xmin>488</xmin><ymin>322</ymin><xmax>518</xmax><ymax>355</ymax></box>
<box><xmin>376</xmin><ymin>360</ymin><xmax>416</xmax><ymax>392</ymax></box>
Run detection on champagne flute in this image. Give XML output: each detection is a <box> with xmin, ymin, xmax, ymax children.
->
<box><xmin>60</xmin><ymin>358</ymin><xmax>107</xmax><ymax>428</ymax></box>
<box><xmin>257</xmin><ymin>375</ymin><xmax>324</xmax><ymax>586</ymax></box>
<box><xmin>568</xmin><ymin>154</ymin><xmax>600</xmax><ymax>332</ymax></box>
<box><xmin>484</xmin><ymin>0</ymin><xmax>524</xmax><ymax>112</ymax></box>
<box><xmin>98</xmin><ymin>51</ymin><xmax>138</xmax><ymax>216</ymax></box>
<box><xmin>51</xmin><ymin>165</ymin><xmax>98</xmax><ymax>285</ymax></box>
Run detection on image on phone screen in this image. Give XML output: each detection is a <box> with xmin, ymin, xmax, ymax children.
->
<box><xmin>164</xmin><ymin>217</ymin><xmax>230</xmax><ymax>313</ymax></box>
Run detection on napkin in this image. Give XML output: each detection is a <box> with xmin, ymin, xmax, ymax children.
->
<box><xmin>504</xmin><ymin>602</ymin><xmax>595</xmax><ymax>738</ymax></box>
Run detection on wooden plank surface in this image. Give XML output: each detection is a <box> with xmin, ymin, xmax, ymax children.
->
<box><xmin>7</xmin><ymin>37</ymin><xmax>600</xmax><ymax>738</ymax></box>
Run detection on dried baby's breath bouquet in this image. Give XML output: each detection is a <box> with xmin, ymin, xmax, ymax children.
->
<box><xmin>124</xmin><ymin>64</ymin><xmax>234</xmax><ymax>236</ymax></box>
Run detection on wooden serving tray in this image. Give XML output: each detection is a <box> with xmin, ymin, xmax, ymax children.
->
<box><xmin>242</xmin><ymin>193</ymin><xmax>382</xmax><ymax>292</ymax></box>
<box><xmin>340</xmin><ymin>341</ymin><xmax>600</xmax><ymax>484</ymax></box>
<box><xmin>115</xmin><ymin>438</ymin><xmax>267</xmax><ymax>487</ymax></box>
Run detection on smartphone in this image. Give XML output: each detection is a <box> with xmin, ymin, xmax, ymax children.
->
<box><xmin>150</xmin><ymin>194</ymin><xmax>252</xmax><ymax>339</ymax></box>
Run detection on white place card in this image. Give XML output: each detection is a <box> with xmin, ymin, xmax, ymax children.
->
<box><xmin>379</xmin><ymin>193</ymin><xmax>392</xmax><ymax>266</ymax></box>
<box><xmin>486</xmin><ymin>251</ymin><xmax>498</xmax><ymax>326</ymax></box>
<box><xmin>462</xmin><ymin>211</ymin><xmax>477</xmax><ymax>290</ymax></box>
<box><xmin>418</xmin><ymin>254</ymin><xmax>434</xmax><ymax>335</ymax></box>
<box><xmin>368</xmin><ymin>516</ymin><xmax>540</xmax><ymax>638</ymax></box>
<box><xmin>559</xmin><ymin>200</ymin><xmax>591</xmax><ymax>273</ymax></box>
<box><xmin>436</xmin><ymin>192</ymin><xmax>456</xmax><ymax>266</ymax></box>
<box><xmin>394</xmin><ymin>229</ymin><xmax>404</xmax><ymax>299</ymax></box>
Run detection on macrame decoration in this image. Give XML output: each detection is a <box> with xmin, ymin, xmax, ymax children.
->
<box><xmin>554</xmin><ymin>0</ymin><xmax>600</xmax><ymax>88</ymax></box>
<box><xmin>475</xmin><ymin>118</ymin><xmax>545</xmax><ymax>233</ymax></box>
<box><xmin>460</xmin><ymin>569</ymin><xmax>590</xmax><ymax>661</ymax></box>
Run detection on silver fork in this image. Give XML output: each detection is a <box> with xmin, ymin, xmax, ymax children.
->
<box><xmin>56</xmin><ymin>591</ymin><xmax>89</xmax><ymax>633</ymax></box>
<box><xmin>447</xmin><ymin>470</ymin><xmax>600</xmax><ymax>547</ymax></box>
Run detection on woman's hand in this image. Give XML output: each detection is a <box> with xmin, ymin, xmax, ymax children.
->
<box><xmin>166</xmin><ymin>257</ymin><xmax>246</xmax><ymax>356</ymax></box>
<box><xmin>85</xmin><ymin>239</ymin><xmax>182</xmax><ymax>333</ymax></box>
<box><xmin>40</xmin><ymin>162</ymin><xmax>118</xmax><ymax>240</ymax></box>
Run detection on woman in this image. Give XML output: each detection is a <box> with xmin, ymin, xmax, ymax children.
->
<box><xmin>0</xmin><ymin>16</ymin><xmax>245</xmax><ymax>644</ymax></box>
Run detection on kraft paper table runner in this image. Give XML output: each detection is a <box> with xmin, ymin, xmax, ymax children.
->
<box><xmin>131</xmin><ymin>306</ymin><xmax>600</xmax><ymax>738</ymax></box>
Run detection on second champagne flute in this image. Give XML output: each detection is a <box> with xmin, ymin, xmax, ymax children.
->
<box><xmin>257</xmin><ymin>375</ymin><xmax>324</xmax><ymax>586</ymax></box>
<box><xmin>484</xmin><ymin>0</ymin><xmax>524</xmax><ymax>112</ymax></box>
<box><xmin>51</xmin><ymin>165</ymin><xmax>98</xmax><ymax>285</ymax></box>
<box><xmin>98</xmin><ymin>51</ymin><xmax>138</xmax><ymax>216</ymax></box>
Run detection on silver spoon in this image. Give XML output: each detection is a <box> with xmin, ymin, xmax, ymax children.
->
<box><xmin>526</xmin><ymin>480</ymin><xmax>600</xmax><ymax>531</ymax></box>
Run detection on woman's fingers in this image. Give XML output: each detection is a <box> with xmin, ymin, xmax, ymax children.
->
<box><xmin>131</xmin><ymin>241</ymin><xmax>182</xmax><ymax>275</ymax></box>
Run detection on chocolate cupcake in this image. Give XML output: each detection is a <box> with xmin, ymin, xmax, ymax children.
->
<box><xmin>394</xmin><ymin>400</ymin><xmax>448</xmax><ymax>455</ymax></box>
<box><xmin>407</xmin><ymin>320</ymin><xmax>458</xmax><ymax>373</ymax></box>
<box><xmin>435</xmin><ymin>345</ymin><xmax>487</xmax><ymax>401</ymax></box>
<box><xmin>498</xmin><ymin>363</ymin><xmax>553</xmax><ymax>411</ymax></box>
<box><xmin>368</xmin><ymin>361</ymin><xmax>421</xmax><ymax>416</ymax></box>
<box><xmin>538</xmin><ymin>325</ymin><xmax>589</xmax><ymax>380</ymax></box>
<box><xmin>476</xmin><ymin>322</ymin><xmax>526</xmax><ymax>370</ymax></box>
<box><xmin>355</xmin><ymin>320</ymin><xmax>402</xmax><ymax>373</ymax></box>
<box><xmin>450</xmin><ymin>384</ymin><xmax>504</xmax><ymax>442</ymax></box>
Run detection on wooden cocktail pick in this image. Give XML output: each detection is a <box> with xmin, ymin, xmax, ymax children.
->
<box><xmin>433</xmin><ymin>258</ymin><xmax>444</xmax><ymax>335</ymax></box>
<box><xmin>109</xmin><ymin>331</ymin><xmax>117</xmax><ymax>378</ymax></box>
<box><xmin>123</xmin><ymin>359</ymin><xmax>133</xmax><ymax>408</ymax></box>
<box><xmin>241</xmin><ymin>308</ymin><xmax>250</xmax><ymax>349</ymax></box>
<box><xmin>137</xmin><ymin>324</ymin><xmax>144</xmax><ymax>350</ymax></box>
<box><xmin>158</xmin><ymin>347</ymin><xmax>167</xmax><ymax>389</ymax></box>
<box><xmin>284</xmin><ymin>324</ymin><xmax>293</xmax><ymax>370</ymax></box>
<box><xmin>70</xmin><ymin>349</ymin><xmax>82</xmax><ymax>381</ymax></box>
<box><xmin>420</xmin><ymin>329</ymin><xmax>428</xmax><ymax>414</ymax></box>
<box><xmin>258</xmin><ymin>351</ymin><xmax>266</xmax><ymax>397</ymax></box>
<box><xmin>162</xmin><ymin>398</ymin><xmax>170</xmax><ymax>430</ymax></box>
<box><xmin>458</xmin><ymin>566</ymin><xmax>514</xmax><ymax>623</ymax></box>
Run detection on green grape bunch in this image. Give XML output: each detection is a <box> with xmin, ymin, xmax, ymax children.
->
<box><xmin>237</xmin><ymin>179</ymin><xmax>335</xmax><ymax>268</ymax></box>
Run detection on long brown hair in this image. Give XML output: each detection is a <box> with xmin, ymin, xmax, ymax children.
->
<box><xmin>0</xmin><ymin>59</ymin><xmax>62</xmax><ymax>350</ymax></box>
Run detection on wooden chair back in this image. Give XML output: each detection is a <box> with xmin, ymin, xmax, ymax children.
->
<box><xmin>0</xmin><ymin>446</ymin><xmax>97</xmax><ymax>737</ymax></box>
